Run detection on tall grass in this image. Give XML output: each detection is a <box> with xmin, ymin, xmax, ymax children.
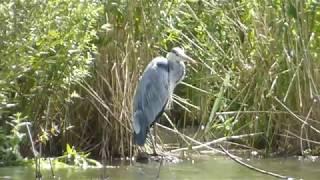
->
<box><xmin>69</xmin><ymin>1</ymin><xmax>168</xmax><ymax>158</ymax></box>
<box><xmin>83</xmin><ymin>0</ymin><xmax>320</xmax><ymax>157</ymax></box>
<box><xmin>162</xmin><ymin>0</ymin><xmax>320</xmax><ymax>155</ymax></box>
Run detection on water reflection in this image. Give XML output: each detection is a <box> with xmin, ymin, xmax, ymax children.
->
<box><xmin>0</xmin><ymin>156</ymin><xmax>319</xmax><ymax>179</ymax></box>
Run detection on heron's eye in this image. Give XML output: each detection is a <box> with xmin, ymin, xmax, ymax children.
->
<box><xmin>171</xmin><ymin>49</ymin><xmax>178</xmax><ymax>56</ymax></box>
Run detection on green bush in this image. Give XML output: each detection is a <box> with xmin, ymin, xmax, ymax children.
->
<box><xmin>0</xmin><ymin>0</ymin><xmax>102</xmax><ymax>160</ymax></box>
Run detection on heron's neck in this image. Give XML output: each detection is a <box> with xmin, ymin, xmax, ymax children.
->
<box><xmin>169</xmin><ymin>60</ymin><xmax>186</xmax><ymax>85</ymax></box>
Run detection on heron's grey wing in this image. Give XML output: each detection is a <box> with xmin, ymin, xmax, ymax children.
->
<box><xmin>135</xmin><ymin>59</ymin><xmax>169</xmax><ymax>126</ymax></box>
<box><xmin>132</xmin><ymin>58</ymin><xmax>169</xmax><ymax>145</ymax></box>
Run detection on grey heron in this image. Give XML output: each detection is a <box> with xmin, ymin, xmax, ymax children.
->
<box><xmin>132</xmin><ymin>47</ymin><xmax>196</xmax><ymax>154</ymax></box>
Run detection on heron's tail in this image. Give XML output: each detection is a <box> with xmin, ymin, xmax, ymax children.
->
<box><xmin>133</xmin><ymin>111</ymin><xmax>147</xmax><ymax>146</ymax></box>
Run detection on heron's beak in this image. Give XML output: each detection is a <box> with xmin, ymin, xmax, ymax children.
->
<box><xmin>181</xmin><ymin>53</ymin><xmax>197</xmax><ymax>64</ymax></box>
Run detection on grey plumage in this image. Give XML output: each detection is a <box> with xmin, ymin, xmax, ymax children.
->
<box><xmin>132</xmin><ymin>47</ymin><xmax>195</xmax><ymax>146</ymax></box>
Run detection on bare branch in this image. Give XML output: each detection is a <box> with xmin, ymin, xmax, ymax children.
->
<box><xmin>171</xmin><ymin>132</ymin><xmax>263</xmax><ymax>153</ymax></box>
<box><xmin>219</xmin><ymin>145</ymin><xmax>297</xmax><ymax>180</ymax></box>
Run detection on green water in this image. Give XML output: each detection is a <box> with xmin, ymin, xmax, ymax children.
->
<box><xmin>0</xmin><ymin>156</ymin><xmax>319</xmax><ymax>179</ymax></box>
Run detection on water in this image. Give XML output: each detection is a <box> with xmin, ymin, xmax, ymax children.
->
<box><xmin>0</xmin><ymin>156</ymin><xmax>319</xmax><ymax>180</ymax></box>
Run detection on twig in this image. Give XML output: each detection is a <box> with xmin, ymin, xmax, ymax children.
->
<box><xmin>285</xmin><ymin>130</ymin><xmax>320</xmax><ymax>145</ymax></box>
<box><xmin>219</xmin><ymin>145</ymin><xmax>296</xmax><ymax>180</ymax></box>
<box><xmin>24</xmin><ymin>122</ymin><xmax>36</xmax><ymax>157</ymax></box>
<box><xmin>155</xmin><ymin>155</ymin><xmax>163</xmax><ymax>180</ymax></box>
<box><xmin>25</xmin><ymin>123</ymin><xmax>42</xmax><ymax>180</ymax></box>
<box><xmin>300</xmin><ymin>102</ymin><xmax>313</xmax><ymax>155</ymax></box>
<box><xmin>223</xmin><ymin>141</ymin><xmax>259</xmax><ymax>150</ymax></box>
<box><xmin>171</xmin><ymin>132</ymin><xmax>263</xmax><ymax>153</ymax></box>
<box><xmin>274</xmin><ymin>97</ymin><xmax>320</xmax><ymax>134</ymax></box>
<box><xmin>214</xmin><ymin>110</ymin><xmax>289</xmax><ymax>115</ymax></box>
<box><xmin>180</xmin><ymin>81</ymin><xmax>210</xmax><ymax>94</ymax></box>
<box><xmin>163</xmin><ymin>113</ymin><xmax>190</xmax><ymax>146</ymax></box>
<box><xmin>156</xmin><ymin>124</ymin><xmax>224</xmax><ymax>154</ymax></box>
<box><xmin>49</xmin><ymin>158</ymin><xmax>55</xmax><ymax>178</ymax></box>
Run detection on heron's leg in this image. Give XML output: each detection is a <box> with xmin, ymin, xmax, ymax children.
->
<box><xmin>151</xmin><ymin>124</ymin><xmax>158</xmax><ymax>156</ymax></box>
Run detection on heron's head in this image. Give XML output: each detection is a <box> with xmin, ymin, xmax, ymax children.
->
<box><xmin>166</xmin><ymin>47</ymin><xmax>196</xmax><ymax>64</ymax></box>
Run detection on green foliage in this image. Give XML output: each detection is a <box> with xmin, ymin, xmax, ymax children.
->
<box><xmin>0</xmin><ymin>113</ymin><xmax>27</xmax><ymax>165</ymax></box>
<box><xmin>56</xmin><ymin>144</ymin><xmax>101</xmax><ymax>168</ymax></box>
<box><xmin>0</xmin><ymin>0</ymin><xmax>101</xmax><ymax>113</ymax></box>
<box><xmin>0</xmin><ymin>0</ymin><xmax>102</xmax><ymax>162</ymax></box>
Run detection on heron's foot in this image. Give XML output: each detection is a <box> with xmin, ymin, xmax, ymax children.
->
<box><xmin>136</xmin><ymin>152</ymin><xmax>149</xmax><ymax>163</ymax></box>
<box><xmin>151</xmin><ymin>151</ymin><xmax>158</xmax><ymax>156</ymax></box>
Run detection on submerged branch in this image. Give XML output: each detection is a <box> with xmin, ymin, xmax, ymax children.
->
<box><xmin>219</xmin><ymin>145</ymin><xmax>296</xmax><ymax>180</ymax></box>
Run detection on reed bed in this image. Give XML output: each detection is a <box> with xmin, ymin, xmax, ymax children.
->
<box><xmin>2</xmin><ymin>0</ymin><xmax>320</xmax><ymax>161</ymax></box>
